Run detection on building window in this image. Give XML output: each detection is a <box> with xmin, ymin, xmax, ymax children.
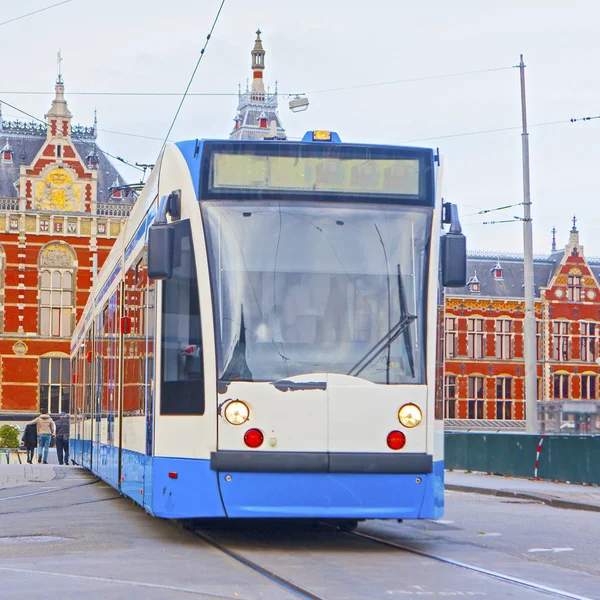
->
<box><xmin>551</xmin><ymin>321</ymin><xmax>569</xmax><ymax>361</ymax></box>
<box><xmin>580</xmin><ymin>322</ymin><xmax>597</xmax><ymax>362</ymax></box>
<box><xmin>495</xmin><ymin>377</ymin><xmax>512</xmax><ymax>419</ymax></box>
<box><xmin>553</xmin><ymin>373</ymin><xmax>569</xmax><ymax>399</ymax></box>
<box><xmin>40</xmin><ymin>270</ymin><xmax>75</xmax><ymax>336</ymax></box>
<box><xmin>444</xmin><ymin>375</ymin><xmax>457</xmax><ymax>418</ymax></box>
<box><xmin>536</xmin><ymin>321</ymin><xmax>542</xmax><ymax>360</ymax></box>
<box><xmin>495</xmin><ymin>320</ymin><xmax>513</xmax><ymax>359</ymax></box>
<box><xmin>39</xmin><ymin>356</ymin><xmax>70</xmax><ymax>414</ymax></box>
<box><xmin>467</xmin><ymin>318</ymin><xmax>485</xmax><ymax>359</ymax></box>
<box><xmin>445</xmin><ymin>317</ymin><xmax>458</xmax><ymax>358</ymax></box>
<box><xmin>467</xmin><ymin>375</ymin><xmax>484</xmax><ymax>419</ymax></box>
<box><xmin>581</xmin><ymin>374</ymin><xmax>597</xmax><ymax>399</ymax></box>
<box><xmin>567</xmin><ymin>275</ymin><xmax>582</xmax><ymax>302</ymax></box>
<box><xmin>38</xmin><ymin>243</ymin><xmax>76</xmax><ymax>338</ymax></box>
<box><xmin>496</xmin><ymin>376</ymin><xmax>512</xmax><ymax>399</ymax></box>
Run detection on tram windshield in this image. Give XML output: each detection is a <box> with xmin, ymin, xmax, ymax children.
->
<box><xmin>202</xmin><ymin>201</ymin><xmax>431</xmax><ymax>385</ymax></box>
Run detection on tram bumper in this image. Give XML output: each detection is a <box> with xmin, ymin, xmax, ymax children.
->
<box><xmin>213</xmin><ymin>455</ymin><xmax>444</xmax><ymax>520</ymax></box>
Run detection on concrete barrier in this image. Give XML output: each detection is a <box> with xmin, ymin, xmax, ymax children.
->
<box><xmin>445</xmin><ymin>432</ymin><xmax>600</xmax><ymax>485</ymax></box>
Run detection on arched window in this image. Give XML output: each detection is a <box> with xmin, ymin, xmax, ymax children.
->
<box><xmin>0</xmin><ymin>245</ymin><xmax>5</xmax><ymax>333</ymax></box>
<box><xmin>38</xmin><ymin>243</ymin><xmax>77</xmax><ymax>337</ymax></box>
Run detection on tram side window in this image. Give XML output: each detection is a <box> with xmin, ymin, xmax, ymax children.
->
<box><xmin>161</xmin><ymin>220</ymin><xmax>204</xmax><ymax>415</ymax></box>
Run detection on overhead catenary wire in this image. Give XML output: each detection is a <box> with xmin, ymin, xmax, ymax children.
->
<box><xmin>463</xmin><ymin>202</ymin><xmax>525</xmax><ymax>218</ymax></box>
<box><xmin>0</xmin><ymin>65</ymin><xmax>514</xmax><ymax>98</ymax></box>
<box><xmin>159</xmin><ymin>0</ymin><xmax>226</xmax><ymax>155</ymax></box>
<box><xmin>0</xmin><ymin>0</ymin><xmax>73</xmax><ymax>28</ymax></box>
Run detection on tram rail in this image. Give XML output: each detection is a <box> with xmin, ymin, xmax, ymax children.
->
<box><xmin>184</xmin><ymin>520</ymin><xmax>594</xmax><ymax>600</ymax></box>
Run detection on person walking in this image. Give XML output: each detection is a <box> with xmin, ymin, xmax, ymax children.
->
<box><xmin>21</xmin><ymin>422</ymin><xmax>37</xmax><ymax>464</ymax></box>
<box><xmin>55</xmin><ymin>412</ymin><xmax>70</xmax><ymax>466</ymax></box>
<box><xmin>28</xmin><ymin>409</ymin><xmax>56</xmax><ymax>464</ymax></box>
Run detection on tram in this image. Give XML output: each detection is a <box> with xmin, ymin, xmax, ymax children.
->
<box><xmin>70</xmin><ymin>131</ymin><xmax>466</xmax><ymax>521</ymax></box>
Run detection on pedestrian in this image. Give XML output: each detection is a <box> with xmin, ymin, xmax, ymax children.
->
<box><xmin>55</xmin><ymin>411</ymin><xmax>70</xmax><ymax>466</ymax></box>
<box><xmin>21</xmin><ymin>422</ymin><xmax>37</xmax><ymax>464</ymax></box>
<box><xmin>28</xmin><ymin>409</ymin><xmax>56</xmax><ymax>464</ymax></box>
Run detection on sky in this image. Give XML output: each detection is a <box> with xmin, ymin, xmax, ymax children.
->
<box><xmin>2</xmin><ymin>0</ymin><xmax>600</xmax><ymax>257</ymax></box>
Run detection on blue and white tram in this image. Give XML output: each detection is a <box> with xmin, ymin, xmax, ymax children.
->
<box><xmin>70</xmin><ymin>131</ymin><xmax>466</xmax><ymax>521</ymax></box>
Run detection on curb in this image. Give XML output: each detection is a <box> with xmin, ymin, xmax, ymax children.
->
<box><xmin>446</xmin><ymin>484</ymin><xmax>600</xmax><ymax>513</ymax></box>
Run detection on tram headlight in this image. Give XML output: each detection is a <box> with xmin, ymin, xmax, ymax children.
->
<box><xmin>398</xmin><ymin>404</ymin><xmax>422</xmax><ymax>428</ymax></box>
<box><xmin>224</xmin><ymin>400</ymin><xmax>250</xmax><ymax>426</ymax></box>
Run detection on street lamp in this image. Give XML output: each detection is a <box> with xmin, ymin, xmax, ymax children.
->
<box><xmin>289</xmin><ymin>95</ymin><xmax>309</xmax><ymax>113</ymax></box>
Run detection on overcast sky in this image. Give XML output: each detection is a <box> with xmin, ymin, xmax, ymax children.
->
<box><xmin>2</xmin><ymin>0</ymin><xmax>600</xmax><ymax>256</ymax></box>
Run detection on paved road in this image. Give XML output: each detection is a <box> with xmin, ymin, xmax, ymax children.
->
<box><xmin>0</xmin><ymin>466</ymin><xmax>599</xmax><ymax>599</ymax></box>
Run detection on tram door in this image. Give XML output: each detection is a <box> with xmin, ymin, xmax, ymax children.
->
<box><xmin>122</xmin><ymin>253</ymin><xmax>154</xmax><ymax>502</ymax></box>
<box><xmin>82</xmin><ymin>329</ymin><xmax>94</xmax><ymax>469</ymax></box>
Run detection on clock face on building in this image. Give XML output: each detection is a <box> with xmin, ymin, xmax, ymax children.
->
<box><xmin>587</xmin><ymin>289</ymin><xmax>596</xmax><ymax>300</ymax></box>
<box><xmin>554</xmin><ymin>288</ymin><xmax>564</xmax><ymax>298</ymax></box>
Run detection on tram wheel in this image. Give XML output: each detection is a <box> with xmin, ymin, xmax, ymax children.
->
<box><xmin>333</xmin><ymin>519</ymin><xmax>359</xmax><ymax>532</ymax></box>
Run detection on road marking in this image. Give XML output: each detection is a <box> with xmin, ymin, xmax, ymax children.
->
<box><xmin>437</xmin><ymin>520</ymin><xmax>455</xmax><ymax>525</ymax></box>
<box><xmin>477</xmin><ymin>532</ymin><xmax>501</xmax><ymax>536</ymax></box>
<box><xmin>528</xmin><ymin>548</ymin><xmax>574</xmax><ymax>553</ymax></box>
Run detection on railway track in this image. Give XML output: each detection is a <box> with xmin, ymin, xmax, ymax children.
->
<box><xmin>189</xmin><ymin>527</ymin><xmax>325</xmax><ymax>600</ymax></box>
<box><xmin>349</xmin><ymin>529</ymin><xmax>594</xmax><ymax>600</ymax></box>
<box><xmin>186</xmin><ymin>521</ymin><xmax>594</xmax><ymax>600</ymax></box>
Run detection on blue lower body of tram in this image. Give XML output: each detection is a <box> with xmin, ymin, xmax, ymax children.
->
<box><xmin>71</xmin><ymin>439</ymin><xmax>443</xmax><ymax>520</ymax></box>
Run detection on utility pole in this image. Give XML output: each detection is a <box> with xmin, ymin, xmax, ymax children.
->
<box><xmin>519</xmin><ymin>54</ymin><xmax>538</xmax><ymax>434</ymax></box>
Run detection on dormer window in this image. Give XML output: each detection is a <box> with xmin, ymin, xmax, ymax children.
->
<box><xmin>1</xmin><ymin>139</ymin><xmax>12</xmax><ymax>163</ymax></box>
<box><xmin>467</xmin><ymin>272</ymin><xmax>481</xmax><ymax>294</ymax></box>
<box><xmin>492</xmin><ymin>260</ymin><xmax>503</xmax><ymax>280</ymax></box>
<box><xmin>110</xmin><ymin>176</ymin><xmax>122</xmax><ymax>200</ymax></box>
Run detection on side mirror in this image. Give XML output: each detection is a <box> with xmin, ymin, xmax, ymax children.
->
<box><xmin>441</xmin><ymin>203</ymin><xmax>467</xmax><ymax>288</ymax></box>
<box><xmin>148</xmin><ymin>224</ymin><xmax>174</xmax><ymax>279</ymax></box>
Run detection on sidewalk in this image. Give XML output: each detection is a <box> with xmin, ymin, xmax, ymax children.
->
<box><xmin>446</xmin><ymin>470</ymin><xmax>600</xmax><ymax>512</ymax></box>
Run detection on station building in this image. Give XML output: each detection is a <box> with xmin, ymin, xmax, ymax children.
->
<box><xmin>445</xmin><ymin>221</ymin><xmax>600</xmax><ymax>433</ymax></box>
<box><xmin>0</xmin><ymin>76</ymin><xmax>135</xmax><ymax>423</ymax></box>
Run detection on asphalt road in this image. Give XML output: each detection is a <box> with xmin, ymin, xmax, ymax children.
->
<box><xmin>0</xmin><ymin>468</ymin><xmax>598</xmax><ymax>599</ymax></box>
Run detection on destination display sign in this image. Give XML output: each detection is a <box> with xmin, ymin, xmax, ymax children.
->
<box><xmin>211</xmin><ymin>153</ymin><xmax>420</xmax><ymax>196</ymax></box>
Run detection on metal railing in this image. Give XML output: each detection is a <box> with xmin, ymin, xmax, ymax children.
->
<box><xmin>0</xmin><ymin>448</ymin><xmax>23</xmax><ymax>464</ymax></box>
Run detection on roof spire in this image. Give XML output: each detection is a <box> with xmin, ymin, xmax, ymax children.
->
<box><xmin>251</xmin><ymin>28</ymin><xmax>265</xmax><ymax>99</ymax></box>
<box><xmin>551</xmin><ymin>226</ymin><xmax>556</xmax><ymax>252</ymax></box>
<box><xmin>568</xmin><ymin>215</ymin><xmax>580</xmax><ymax>251</ymax></box>
<box><xmin>46</xmin><ymin>64</ymin><xmax>73</xmax><ymax>137</ymax></box>
<box><xmin>57</xmin><ymin>50</ymin><xmax>63</xmax><ymax>84</ymax></box>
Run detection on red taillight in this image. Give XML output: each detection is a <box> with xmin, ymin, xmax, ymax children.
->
<box><xmin>244</xmin><ymin>428</ymin><xmax>264</xmax><ymax>448</ymax></box>
<box><xmin>387</xmin><ymin>430</ymin><xmax>406</xmax><ymax>450</ymax></box>
<box><xmin>168</xmin><ymin>472</ymin><xmax>178</xmax><ymax>479</ymax></box>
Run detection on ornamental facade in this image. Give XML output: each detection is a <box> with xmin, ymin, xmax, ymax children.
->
<box><xmin>0</xmin><ymin>77</ymin><xmax>135</xmax><ymax>423</ymax></box>
<box><xmin>445</xmin><ymin>221</ymin><xmax>600</xmax><ymax>433</ymax></box>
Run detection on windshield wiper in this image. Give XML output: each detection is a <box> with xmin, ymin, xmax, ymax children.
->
<box><xmin>347</xmin><ymin>313</ymin><xmax>416</xmax><ymax>378</ymax></box>
<box><xmin>221</xmin><ymin>307</ymin><xmax>254</xmax><ymax>382</ymax></box>
<box><xmin>397</xmin><ymin>263</ymin><xmax>416</xmax><ymax>378</ymax></box>
<box><xmin>348</xmin><ymin>262</ymin><xmax>416</xmax><ymax>379</ymax></box>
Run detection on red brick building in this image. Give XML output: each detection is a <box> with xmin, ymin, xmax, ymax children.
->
<box><xmin>444</xmin><ymin>221</ymin><xmax>600</xmax><ymax>433</ymax></box>
<box><xmin>0</xmin><ymin>77</ymin><xmax>134</xmax><ymax>424</ymax></box>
